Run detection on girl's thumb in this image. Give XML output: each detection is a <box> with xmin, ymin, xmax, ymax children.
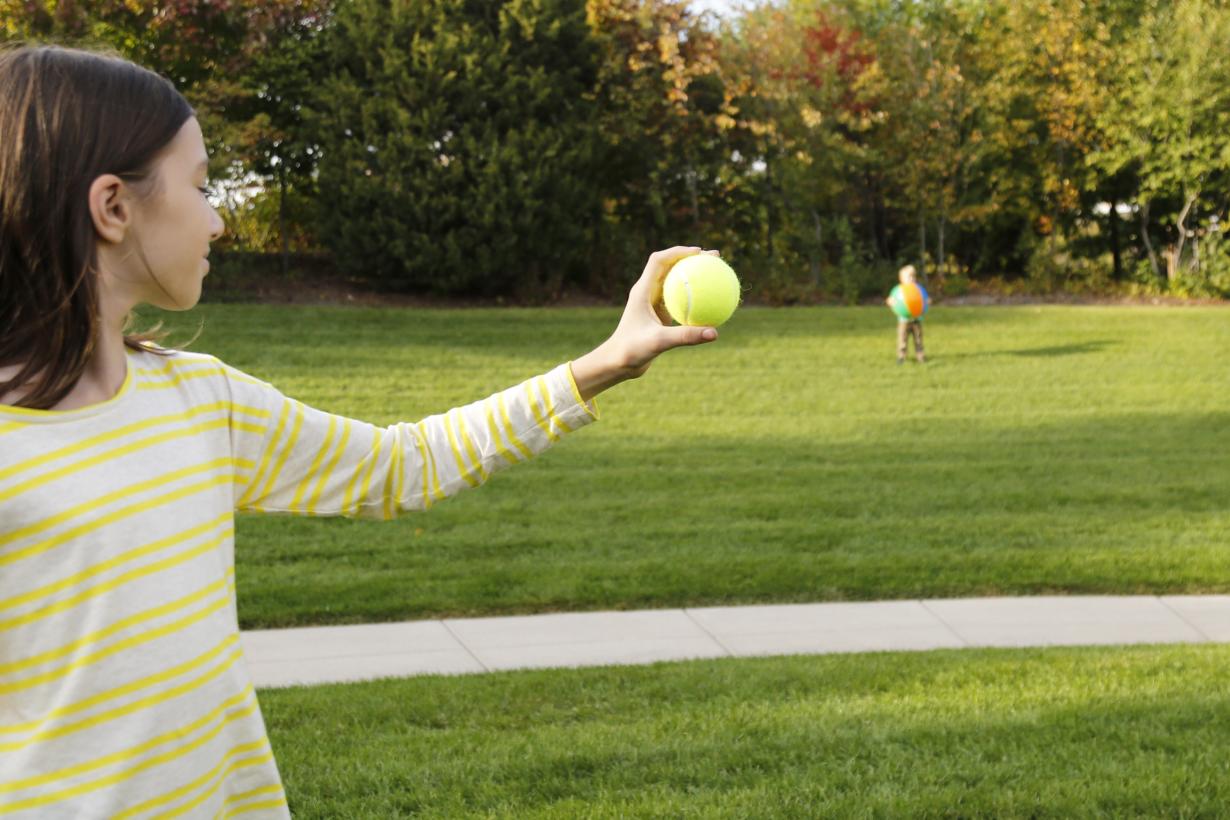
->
<box><xmin>664</xmin><ymin>325</ymin><xmax>718</xmax><ymax>349</ymax></box>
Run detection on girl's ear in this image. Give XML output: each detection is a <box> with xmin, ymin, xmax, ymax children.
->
<box><xmin>88</xmin><ymin>174</ymin><xmax>132</xmax><ymax>244</ymax></box>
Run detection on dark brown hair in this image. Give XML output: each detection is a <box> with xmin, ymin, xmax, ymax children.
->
<box><xmin>0</xmin><ymin>43</ymin><xmax>195</xmax><ymax>409</ymax></box>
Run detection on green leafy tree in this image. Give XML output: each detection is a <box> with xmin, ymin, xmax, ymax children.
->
<box><xmin>2</xmin><ymin>0</ymin><xmax>335</xmax><ymax>258</ymax></box>
<box><xmin>977</xmin><ymin>0</ymin><xmax>1133</xmax><ymax>281</ymax></box>
<box><xmin>215</xmin><ymin>6</ymin><xmax>335</xmax><ymax>260</ymax></box>
<box><xmin>869</xmin><ymin>0</ymin><xmax>996</xmax><ymax>279</ymax></box>
<box><xmin>306</xmin><ymin>0</ymin><xmax>602</xmax><ymax>296</ymax></box>
<box><xmin>586</xmin><ymin>0</ymin><xmax>743</xmax><ymax>290</ymax></box>
<box><xmin>724</xmin><ymin>3</ymin><xmax>881</xmax><ymax>298</ymax></box>
<box><xmin>1095</xmin><ymin>0</ymin><xmax>1230</xmax><ymax>283</ymax></box>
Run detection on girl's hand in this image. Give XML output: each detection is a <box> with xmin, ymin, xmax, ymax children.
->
<box><xmin>570</xmin><ymin>246</ymin><xmax>721</xmax><ymax>401</ymax></box>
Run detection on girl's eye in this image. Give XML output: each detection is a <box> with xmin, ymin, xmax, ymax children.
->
<box><xmin>198</xmin><ymin>184</ymin><xmax>215</xmax><ymax>197</ymax></box>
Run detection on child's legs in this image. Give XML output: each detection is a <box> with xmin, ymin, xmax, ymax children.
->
<box><xmin>911</xmin><ymin>322</ymin><xmax>924</xmax><ymax>357</ymax></box>
<box><xmin>896</xmin><ymin>321</ymin><xmax>909</xmax><ymax>358</ymax></box>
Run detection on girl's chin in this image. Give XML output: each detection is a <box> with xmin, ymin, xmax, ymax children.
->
<box><xmin>149</xmin><ymin>288</ymin><xmax>203</xmax><ymax>312</ymax></box>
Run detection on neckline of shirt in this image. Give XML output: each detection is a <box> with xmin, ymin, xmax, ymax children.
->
<box><xmin>0</xmin><ymin>349</ymin><xmax>141</xmax><ymax>424</ymax></box>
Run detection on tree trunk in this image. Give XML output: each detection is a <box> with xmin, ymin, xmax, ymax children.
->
<box><xmin>810</xmin><ymin>209</ymin><xmax>823</xmax><ymax>287</ymax></box>
<box><xmin>874</xmin><ymin>181</ymin><xmax>890</xmax><ymax>260</ymax></box>
<box><xmin>764</xmin><ymin>152</ymin><xmax>775</xmax><ymax>261</ymax></box>
<box><xmin>1107</xmin><ymin>199</ymin><xmax>1122</xmax><ymax>280</ymax></box>
<box><xmin>1171</xmin><ymin>191</ymin><xmax>1198</xmax><ymax>281</ymax></box>
<box><xmin>1140</xmin><ymin>199</ymin><xmax>1161</xmax><ymax>281</ymax></box>
<box><xmin>936</xmin><ymin>212</ymin><xmax>946</xmax><ymax>286</ymax></box>
<box><xmin>278</xmin><ymin>162</ymin><xmax>289</xmax><ymax>278</ymax></box>
<box><xmin>919</xmin><ymin>209</ymin><xmax>927</xmax><ymax>275</ymax></box>
<box><xmin>862</xmin><ymin>173</ymin><xmax>873</xmax><ymax>256</ymax></box>
<box><xmin>686</xmin><ymin>159</ymin><xmax>700</xmax><ymax>229</ymax></box>
<box><xmin>1050</xmin><ymin>143</ymin><xmax>1064</xmax><ymax>256</ymax></box>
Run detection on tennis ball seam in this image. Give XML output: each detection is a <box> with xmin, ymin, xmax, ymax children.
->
<box><xmin>681</xmin><ymin>273</ymin><xmax>693</xmax><ymax>325</ymax></box>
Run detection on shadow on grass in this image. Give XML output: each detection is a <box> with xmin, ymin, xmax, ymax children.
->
<box><xmin>939</xmin><ymin>340</ymin><xmax>1114</xmax><ymax>360</ymax></box>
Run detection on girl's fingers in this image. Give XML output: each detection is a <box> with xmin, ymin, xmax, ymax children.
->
<box><xmin>640</xmin><ymin>246</ymin><xmax>703</xmax><ymax>287</ymax></box>
<box><xmin>640</xmin><ymin>246</ymin><xmax>712</xmax><ymax>314</ymax></box>
<box><xmin>649</xmin><ymin>245</ymin><xmax>704</xmax><ymax>268</ymax></box>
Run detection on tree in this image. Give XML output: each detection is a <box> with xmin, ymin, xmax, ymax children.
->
<box><xmin>306</xmin><ymin>0</ymin><xmax>603</xmax><ymax>296</ymax></box>
<box><xmin>870</xmin><ymin>0</ymin><xmax>994</xmax><ymax>279</ymax></box>
<box><xmin>3</xmin><ymin>0</ymin><xmax>336</xmax><ymax>258</ymax></box>
<box><xmin>976</xmin><ymin>0</ymin><xmax>1132</xmax><ymax>280</ymax></box>
<box><xmin>724</xmin><ymin>2</ymin><xmax>880</xmax><ymax>297</ymax></box>
<box><xmin>215</xmin><ymin>5</ymin><xmax>335</xmax><ymax>262</ymax></box>
<box><xmin>1095</xmin><ymin>0</ymin><xmax>1230</xmax><ymax>281</ymax></box>
<box><xmin>586</xmin><ymin>0</ymin><xmax>741</xmax><ymax>289</ymax></box>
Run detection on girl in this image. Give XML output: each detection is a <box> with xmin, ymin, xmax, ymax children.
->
<box><xmin>0</xmin><ymin>44</ymin><xmax>720</xmax><ymax>817</ymax></box>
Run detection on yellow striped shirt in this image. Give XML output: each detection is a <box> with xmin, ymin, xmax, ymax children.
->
<box><xmin>0</xmin><ymin>347</ymin><xmax>597</xmax><ymax>817</ymax></box>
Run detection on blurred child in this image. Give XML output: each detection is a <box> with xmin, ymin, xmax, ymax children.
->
<box><xmin>887</xmin><ymin>264</ymin><xmax>926</xmax><ymax>364</ymax></box>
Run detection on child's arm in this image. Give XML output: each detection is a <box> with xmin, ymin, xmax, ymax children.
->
<box><xmin>223</xmin><ymin>363</ymin><xmax>595</xmax><ymax>519</ymax></box>
<box><xmin>223</xmin><ymin>246</ymin><xmax>716</xmax><ymax>519</ymax></box>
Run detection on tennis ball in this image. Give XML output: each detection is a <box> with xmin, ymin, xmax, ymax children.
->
<box><xmin>662</xmin><ymin>255</ymin><xmax>741</xmax><ymax>327</ymax></box>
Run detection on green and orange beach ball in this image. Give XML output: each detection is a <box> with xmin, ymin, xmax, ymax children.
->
<box><xmin>888</xmin><ymin>282</ymin><xmax>929</xmax><ymax>320</ymax></box>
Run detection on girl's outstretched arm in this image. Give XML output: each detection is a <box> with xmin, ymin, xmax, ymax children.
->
<box><xmin>221</xmin><ymin>358</ymin><xmax>596</xmax><ymax>520</ymax></box>
<box><xmin>220</xmin><ymin>247</ymin><xmax>720</xmax><ymax>519</ymax></box>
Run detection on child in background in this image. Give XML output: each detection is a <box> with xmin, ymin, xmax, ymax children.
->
<box><xmin>0</xmin><ymin>44</ymin><xmax>721</xmax><ymax>817</ymax></box>
<box><xmin>887</xmin><ymin>264</ymin><xmax>926</xmax><ymax>364</ymax></box>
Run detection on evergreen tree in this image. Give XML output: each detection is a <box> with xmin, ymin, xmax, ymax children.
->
<box><xmin>307</xmin><ymin>0</ymin><xmax>602</xmax><ymax>296</ymax></box>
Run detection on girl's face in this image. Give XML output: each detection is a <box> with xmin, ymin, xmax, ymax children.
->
<box><xmin>118</xmin><ymin>117</ymin><xmax>225</xmax><ymax>310</ymax></box>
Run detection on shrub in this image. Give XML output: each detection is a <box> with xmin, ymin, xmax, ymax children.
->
<box><xmin>306</xmin><ymin>0</ymin><xmax>602</xmax><ymax>297</ymax></box>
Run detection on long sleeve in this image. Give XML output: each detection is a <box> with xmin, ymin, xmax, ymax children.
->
<box><xmin>220</xmin><ymin>362</ymin><xmax>598</xmax><ymax>519</ymax></box>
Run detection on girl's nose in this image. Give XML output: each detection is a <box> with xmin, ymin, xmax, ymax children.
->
<box><xmin>209</xmin><ymin>207</ymin><xmax>225</xmax><ymax>241</ymax></box>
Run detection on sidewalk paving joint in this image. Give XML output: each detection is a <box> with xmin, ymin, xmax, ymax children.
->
<box><xmin>681</xmin><ymin>609</ymin><xmax>736</xmax><ymax>657</ymax></box>
<box><xmin>440</xmin><ymin>619</ymin><xmax>491</xmax><ymax>674</ymax></box>
<box><xmin>917</xmin><ymin>600</ymin><xmax>972</xmax><ymax>649</ymax></box>
<box><xmin>1157</xmin><ymin>597</ymin><xmax>1214</xmax><ymax>641</ymax></box>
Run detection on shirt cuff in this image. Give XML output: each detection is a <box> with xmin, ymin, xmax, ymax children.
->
<box><xmin>560</xmin><ymin>362</ymin><xmax>600</xmax><ymax>422</ymax></box>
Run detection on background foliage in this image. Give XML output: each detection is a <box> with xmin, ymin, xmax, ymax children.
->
<box><xmin>8</xmin><ymin>0</ymin><xmax>1230</xmax><ymax>299</ymax></box>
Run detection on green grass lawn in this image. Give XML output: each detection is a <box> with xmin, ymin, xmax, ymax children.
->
<box><xmin>261</xmin><ymin>643</ymin><xmax>1230</xmax><ymax>818</ymax></box>
<box><xmin>143</xmin><ymin>303</ymin><xmax>1230</xmax><ymax>628</ymax></box>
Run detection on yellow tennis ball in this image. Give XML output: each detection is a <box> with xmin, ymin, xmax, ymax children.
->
<box><xmin>662</xmin><ymin>255</ymin><xmax>741</xmax><ymax>327</ymax></box>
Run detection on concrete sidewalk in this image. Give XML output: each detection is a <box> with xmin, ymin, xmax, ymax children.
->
<box><xmin>241</xmin><ymin>595</ymin><xmax>1230</xmax><ymax>688</ymax></box>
